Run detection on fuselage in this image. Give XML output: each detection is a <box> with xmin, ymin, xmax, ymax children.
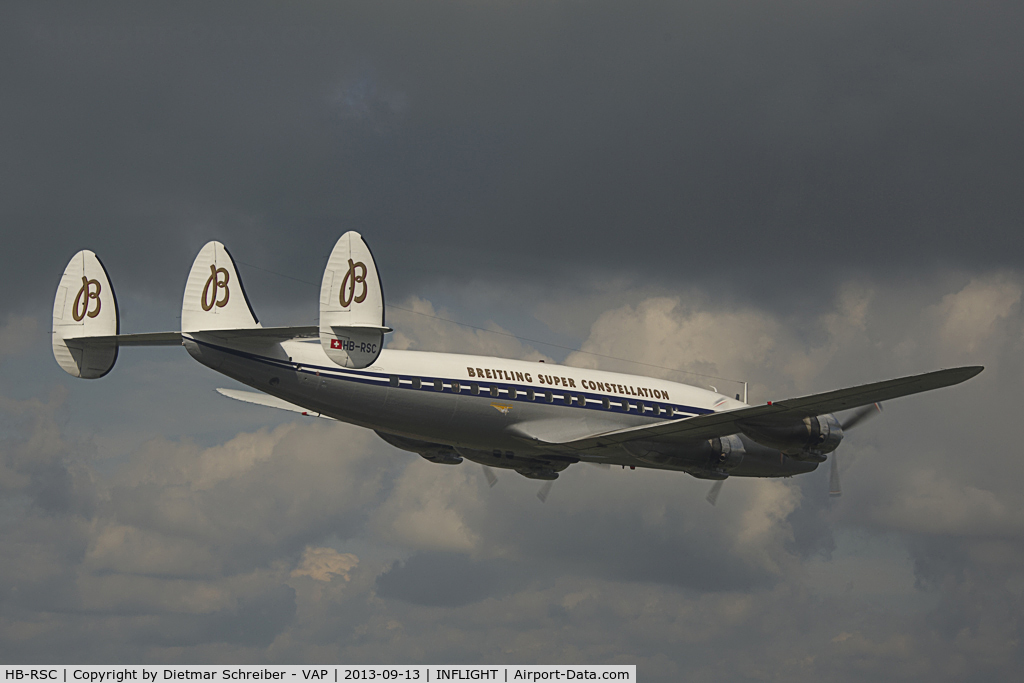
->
<box><xmin>184</xmin><ymin>334</ymin><xmax>817</xmax><ymax>480</ymax></box>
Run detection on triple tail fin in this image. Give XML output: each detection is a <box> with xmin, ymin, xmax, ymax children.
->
<box><xmin>52</xmin><ymin>250</ymin><xmax>119</xmax><ymax>378</ymax></box>
<box><xmin>182</xmin><ymin>241</ymin><xmax>260</xmax><ymax>333</ymax></box>
<box><xmin>319</xmin><ymin>231</ymin><xmax>391</xmax><ymax>368</ymax></box>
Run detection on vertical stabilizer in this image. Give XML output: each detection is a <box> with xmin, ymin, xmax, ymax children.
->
<box><xmin>52</xmin><ymin>250</ymin><xmax>119</xmax><ymax>378</ymax></box>
<box><xmin>319</xmin><ymin>231</ymin><xmax>390</xmax><ymax>368</ymax></box>
<box><xmin>182</xmin><ymin>241</ymin><xmax>260</xmax><ymax>333</ymax></box>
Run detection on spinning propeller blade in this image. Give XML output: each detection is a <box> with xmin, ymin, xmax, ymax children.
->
<box><xmin>706</xmin><ymin>480</ymin><xmax>724</xmax><ymax>506</ymax></box>
<box><xmin>829</xmin><ymin>453</ymin><xmax>842</xmax><ymax>497</ymax></box>
<box><xmin>829</xmin><ymin>403</ymin><xmax>882</xmax><ymax>498</ymax></box>
<box><xmin>482</xmin><ymin>465</ymin><xmax>498</xmax><ymax>488</ymax></box>
<box><xmin>841</xmin><ymin>402</ymin><xmax>882</xmax><ymax>430</ymax></box>
<box><xmin>537</xmin><ymin>481</ymin><xmax>554</xmax><ymax>503</ymax></box>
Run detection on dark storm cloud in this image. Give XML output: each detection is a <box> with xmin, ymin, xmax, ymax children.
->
<box><xmin>3</xmin><ymin>1</ymin><xmax>1022</xmax><ymax>323</ymax></box>
<box><xmin>376</xmin><ymin>552</ymin><xmax>532</xmax><ymax>607</ymax></box>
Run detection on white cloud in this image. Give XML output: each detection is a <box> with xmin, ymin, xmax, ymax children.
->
<box><xmin>291</xmin><ymin>547</ymin><xmax>359</xmax><ymax>582</ymax></box>
<box><xmin>370</xmin><ymin>460</ymin><xmax>482</xmax><ymax>552</ymax></box>
<box><xmin>388</xmin><ymin>296</ymin><xmax>551</xmax><ymax>361</ymax></box>
<box><xmin>928</xmin><ymin>273</ymin><xmax>1023</xmax><ymax>364</ymax></box>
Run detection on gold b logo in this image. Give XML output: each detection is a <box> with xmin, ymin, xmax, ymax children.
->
<box><xmin>72</xmin><ymin>276</ymin><xmax>102</xmax><ymax>321</ymax></box>
<box><xmin>339</xmin><ymin>259</ymin><xmax>367</xmax><ymax>307</ymax></box>
<box><xmin>201</xmin><ymin>264</ymin><xmax>230</xmax><ymax>311</ymax></box>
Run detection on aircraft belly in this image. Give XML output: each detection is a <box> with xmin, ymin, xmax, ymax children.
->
<box><xmin>449</xmin><ymin>397</ymin><xmax>559</xmax><ymax>454</ymax></box>
<box><xmin>375</xmin><ymin>387</ymin><xmax>457</xmax><ymax>441</ymax></box>
<box><xmin>317</xmin><ymin>373</ymin><xmax>387</xmax><ymax>423</ymax></box>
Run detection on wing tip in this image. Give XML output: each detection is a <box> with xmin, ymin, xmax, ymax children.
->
<box><xmin>947</xmin><ymin>365</ymin><xmax>984</xmax><ymax>383</ymax></box>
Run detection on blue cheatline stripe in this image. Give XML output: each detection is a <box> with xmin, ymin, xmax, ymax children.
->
<box><xmin>191</xmin><ymin>338</ymin><xmax>713</xmax><ymax>421</ymax></box>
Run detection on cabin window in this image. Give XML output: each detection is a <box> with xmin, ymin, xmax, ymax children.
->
<box><xmin>577</xmin><ymin>395</ymin><xmax>586</xmax><ymax>405</ymax></box>
<box><xmin>638</xmin><ymin>402</ymin><xmax>646</xmax><ymax>412</ymax></box>
<box><xmin>490</xmin><ymin>386</ymin><xmax>499</xmax><ymax>397</ymax></box>
<box><xmin>434</xmin><ymin>379</ymin><xmax>443</xmax><ymax>391</ymax></box>
<box><xmin>545</xmin><ymin>391</ymin><xmax>553</xmax><ymax>403</ymax></box>
<box><xmin>451</xmin><ymin>381</ymin><xmax>461</xmax><ymax>393</ymax></box>
<box><xmin>602</xmin><ymin>397</ymin><xmax>611</xmax><ymax>410</ymax></box>
<box><xmin>389</xmin><ymin>376</ymin><xmax>399</xmax><ymax>387</ymax></box>
<box><xmin>562</xmin><ymin>394</ymin><xmax>571</xmax><ymax>405</ymax></box>
<box><xmin>471</xmin><ymin>382</ymin><xmax>480</xmax><ymax>395</ymax></box>
<box><xmin>526</xmin><ymin>389</ymin><xmax>535</xmax><ymax>401</ymax></box>
<box><xmin>412</xmin><ymin>377</ymin><xmax>421</xmax><ymax>390</ymax></box>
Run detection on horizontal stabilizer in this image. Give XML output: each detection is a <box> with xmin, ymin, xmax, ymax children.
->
<box><xmin>215</xmin><ymin>388</ymin><xmax>332</xmax><ymax>419</ymax></box>
<box><xmin>185</xmin><ymin>326</ymin><xmax>318</xmax><ymax>342</ymax></box>
<box><xmin>319</xmin><ymin>231</ymin><xmax>389</xmax><ymax>369</ymax></box>
<box><xmin>556</xmin><ymin>366</ymin><xmax>984</xmax><ymax>451</ymax></box>
<box><xmin>83</xmin><ymin>332</ymin><xmax>183</xmax><ymax>347</ymax></box>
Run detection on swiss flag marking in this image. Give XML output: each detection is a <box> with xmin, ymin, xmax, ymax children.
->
<box><xmin>330</xmin><ymin>339</ymin><xmax>342</xmax><ymax>349</ymax></box>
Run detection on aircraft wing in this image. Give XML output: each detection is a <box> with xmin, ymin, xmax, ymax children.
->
<box><xmin>215</xmin><ymin>388</ymin><xmax>333</xmax><ymax>419</ymax></box>
<box><xmin>554</xmin><ymin>366</ymin><xmax>983</xmax><ymax>451</ymax></box>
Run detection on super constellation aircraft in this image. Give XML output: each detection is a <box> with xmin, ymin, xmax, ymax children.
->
<box><xmin>52</xmin><ymin>232</ymin><xmax>982</xmax><ymax>503</ymax></box>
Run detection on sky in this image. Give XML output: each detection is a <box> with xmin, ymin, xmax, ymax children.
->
<box><xmin>1</xmin><ymin>1</ymin><xmax>1023</xmax><ymax>679</ymax></box>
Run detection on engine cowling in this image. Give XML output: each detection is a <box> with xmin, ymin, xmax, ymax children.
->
<box><xmin>375</xmin><ymin>431</ymin><xmax>463</xmax><ymax>465</ymax></box>
<box><xmin>624</xmin><ymin>434</ymin><xmax>745</xmax><ymax>473</ymax></box>
<box><xmin>739</xmin><ymin>414</ymin><xmax>843</xmax><ymax>460</ymax></box>
<box><xmin>708</xmin><ymin>434</ymin><xmax>745</xmax><ymax>471</ymax></box>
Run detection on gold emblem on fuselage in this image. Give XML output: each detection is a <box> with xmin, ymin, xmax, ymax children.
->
<box><xmin>201</xmin><ymin>264</ymin><xmax>230</xmax><ymax>311</ymax></box>
<box><xmin>72</xmin><ymin>276</ymin><xmax>102</xmax><ymax>321</ymax></box>
<box><xmin>491</xmin><ymin>403</ymin><xmax>513</xmax><ymax>415</ymax></box>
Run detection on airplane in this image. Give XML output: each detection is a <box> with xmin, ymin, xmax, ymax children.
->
<box><xmin>51</xmin><ymin>232</ymin><xmax>982</xmax><ymax>504</ymax></box>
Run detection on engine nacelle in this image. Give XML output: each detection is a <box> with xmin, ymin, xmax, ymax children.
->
<box><xmin>418</xmin><ymin>451</ymin><xmax>464</xmax><ymax>465</ymax></box>
<box><xmin>624</xmin><ymin>434</ymin><xmax>745</xmax><ymax>473</ymax></box>
<box><xmin>375</xmin><ymin>431</ymin><xmax>463</xmax><ymax>465</ymax></box>
<box><xmin>739</xmin><ymin>414</ymin><xmax>843</xmax><ymax>460</ymax></box>
<box><xmin>515</xmin><ymin>468</ymin><xmax>559</xmax><ymax>481</ymax></box>
<box><xmin>708</xmin><ymin>434</ymin><xmax>745</xmax><ymax>471</ymax></box>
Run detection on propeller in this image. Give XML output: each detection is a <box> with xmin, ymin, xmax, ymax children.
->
<box><xmin>482</xmin><ymin>465</ymin><xmax>498</xmax><ymax>488</ymax></box>
<box><xmin>706</xmin><ymin>480</ymin><xmax>725</xmax><ymax>506</ymax></box>
<box><xmin>830</xmin><ymin>403</ymin><xmax>883</xmax><ymax>498</ymax></box>
<box><xmin>482</xmin><ymin>461</ymin><xmax>611</xmax><ymax>503</ymax></box>
<box><xmin>841</xmin><ymin>402</ymin><xmax>883</xmax><ymax>431</ymax></box>
<box><xmin>480</xmin><ymin>465</ymin><xmax>556</xmax><ymax>502</ymax></box>
<box><xmin>828</xmin><ymin>455</ymin><xmax>842</xmax><ymax>497</ymax></box>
